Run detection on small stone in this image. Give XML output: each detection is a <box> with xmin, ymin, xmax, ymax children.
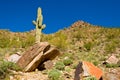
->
<box><xmin>106</xmin><ymin>54</ymin><xmax>119</xmax><ymax>64</ymax></box>
<box><xmin>7</xmin><ymin>53</ymin><xmax>21</xmax><ymax>63</ymax></box>
<box><xmin>44</xmin><ymin>60</ymin><xmax>53</xmax><ymax>69</ymax></box>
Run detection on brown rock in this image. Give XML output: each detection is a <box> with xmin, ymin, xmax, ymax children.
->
<box><xmin>16</xmin><ymin>42</ymin><xmax>50</xmax><ymax>69</ymax></box>
<box><xmin>24</xmin><ymin>47</ymin><xmax>60</xmax><ymax>72</ymax></box>
<box><xmin>74</xmin><ymin>61</ymin><xmax>83</xmax><ymax>80</ymax></box>
<box><xmin>43</xmin><ymin>47</ymin><xmax>60</xmax><ymax>60</ymax></box>
<box><xmin>39</xmin><ymin>60</ymin><xmax>53</xmax><ymax>69</ymax></box>
<box><xmin>43</xmin><ymin>60</ymin><xmax>53</xmax><ymax>69</ymax></box>
<box><xmin>24</xmin><ymin>51</ymin><xmax>43</xmax><ymax>71</ymax></box>
<box><xmin>16</xmin><ymin>42</ymin><xmax>60</xmax><ymax>72</ymax></box>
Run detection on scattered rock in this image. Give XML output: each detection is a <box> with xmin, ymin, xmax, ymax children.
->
<box><xmin>7</xmin><ymin>52</ymin><xmax>21</xmax><ymax>63</ymax></box>
<box><xmin>106</xmin><ymin>54</ymin><xmax>119</xmax><ymax>64</ymax></box>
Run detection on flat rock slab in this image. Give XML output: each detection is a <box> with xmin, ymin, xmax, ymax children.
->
<box><xmin>74</xmin><ymin>61</ymin><xmax>103</xmax><ymax>80</ymax></box>
<box><xmin>82</xmin><ymin>61</ymin><xmax>103</xmax><ymax>80</ymax></box>
<box><xmin>16</xmin><ymin>42</ymin><xmax>60</xmax><ymax>72</ymax></box>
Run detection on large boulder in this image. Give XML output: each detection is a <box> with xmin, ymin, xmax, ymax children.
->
<box><xmin>16</xmin><ymin>42</ymin><xmax>60</xmax><ymax>72</ymax></box>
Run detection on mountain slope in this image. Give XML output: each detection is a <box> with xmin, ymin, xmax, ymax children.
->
<box><xmin>0</xmin><ymin>20</ymin><xmax>120</xmax><ymax>80</ymax></box>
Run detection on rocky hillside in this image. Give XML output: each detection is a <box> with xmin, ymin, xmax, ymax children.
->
<box><xmin>0</xmin><ymin>21</ymin><xmax>120</xmax><ymax>80</ymax></box>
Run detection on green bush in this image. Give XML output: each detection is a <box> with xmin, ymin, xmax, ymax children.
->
<box><xmin>71</xmin><ymin>63</ymin><xmax>78</xmax><ymax>69</ymax></box>
<box><xmin>93</xmin><ymin>61</ymin><xmax>99</xmax><ymax>66</ymax></box>
<box><xmin>55</xmin><ymin>61</ymin><xmax>65</xmax><ymax>70</ymax></box>
<box><xmin>48</xmin><ymin>31</ymin><xmax>69</xmax><ymax>50</ymax></box>
<box><xmin>65</xmin><ymin>67</ymin><xmax>71</xmax><ymax>73</ymax></box>
<box><xmin>63</xmin><ymin>58</ymin><xmax>73</xmax><ymax>66</ymax></box>
<box><xmin>84</xmin><ymin>42</ymin><xmax>94</xmax><ymax>51</ymax></box>
<box><xmin>9</xmin><ymin>37</ymin><xmax>21</xmax><ymax>48</ymax></box>
<box><xmin>0</xmin><ymin>37</ymin><xmax>10</xmax><ymax>48</ymax></box>
<box><xmin>106</xmin><ymin>63</ymin><xmax>119</xmax><ymax>68</ymax></box>
<box><xmin>0</xmin><ymin>60</ymin><xmax>21</xmax><ymax>79</ymax></box>
<box><xmin>104</xmin><ymin>42</ymin><xmax>116</xmax><ymax>53</ymax></box>
<box><xmin>48</xmin><ymin>69</ymin><xmax>61</xmax><ymax>80</ymax></box>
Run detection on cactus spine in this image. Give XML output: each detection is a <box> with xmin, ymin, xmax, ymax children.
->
<box><xmin>33</xmin><ymin>7</ymin><xmax>46</xmax><ymax>43</ymax></box>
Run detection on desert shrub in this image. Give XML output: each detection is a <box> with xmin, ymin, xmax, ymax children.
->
<box><xmin>60</xmin><ymin>53</ymin><xmax>75</xmax><ymax>60</ymax></box>
<box><xmin>105</xmin><ymin>28</ymin><xmax>119</xmax><ymax>40</ymax></box>
<box><xmin>21</xmin><ymin>35</ymin><xmax>35</xmax><ymax>48</ymax></box>
<box><xmin>9</xmin><ymin>37</ymin><xmax>21</xmax><ymax>48</ymax></box>
<box><xmin>48</xmin><ymin>31</ymin><xmax>69</xmax><ymax>50</ymax></box>
<box><xmin>55</xmin><ymin>61</ymin><xmax>65</xmax><ymax>70</ymax></box>
<box><xmin>71</xmin><ymin>63</ymin><xmax>78</xmax><ymax>69</ymax></box>
<box><xmin>76</xmin><ymin>52</ymin><xmax>102</xmax><ymax>66</ymax></box>
<box><xmin>63</xmin><ymin>58</ymin><xmax>73</xmax><ymax>66</ymax></box>
<box><xmin>106</xmin><ymin>63</ymin><xmax>119</xmax><ymax>68</ymax></box>
<box><xmin>41</xmin><ymin>34</ymin><xmax>53</xmax><ymax>42</ymax></box>
<box><xmin>93</xmin><ymin>61</ymin><xmax>99</xmax><ymax>66</ymax></box>
<box><xmin>104</xmin><ymin>42</ymin><xmax>116</xmax><ymax>53</ymax></box>
<box><xmin>84</xmin><ymin>42</ymin><xmax>94</xmax><ymax>51</ymax></box>
<box><xmin>0</xmin><ymin>30</ymin><xmax>11</xmax><ymax>48</ymax></box>
<box><xmin>65</xmin><ymin>67</ymin><xmax>71</xmax><ymax>73</ymax></box>
<box><xmin>73</xmin><ymin>30</ymin><xmax>82</xmax><ymax>40</ymax></box>
<box><xmin>0</xmin><ymin>60</ymin><xmax>21</xmax><ymax>79</ymax></box>
<box><xmin>106</xmin><ymin>32</ymin><xmax>115</xmax><ymax>40</ymax></box>
<box><xmin>0</xmin><ymin>37</ymin><xmax>10</xmax><ymax>48</ymax></box>
<box><xmin>48</xmin><ymin>69</ymin><xmax>61</xmax><ymax>80</ymax></box>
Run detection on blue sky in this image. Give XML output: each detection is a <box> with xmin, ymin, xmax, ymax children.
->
<box><xmin>0</xmin><ymin>0</ymin><xmax>120</xmax><ymax>34</ymax></box>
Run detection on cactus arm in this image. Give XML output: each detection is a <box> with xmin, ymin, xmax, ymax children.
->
<box><xmin>32</xmin><ymin>20</ymin><xmax>37</xmax><ymax>26</ymax></box>
<box><xmin>42</xmin><ymin>24</ymin><xmax>46</xmax><ymax>30</ymax></box>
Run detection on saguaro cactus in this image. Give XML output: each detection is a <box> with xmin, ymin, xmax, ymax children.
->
<box><xmin>33</xmin><ymin>7</ymin><xmax>46</xmax><ymax>43</ymax></box>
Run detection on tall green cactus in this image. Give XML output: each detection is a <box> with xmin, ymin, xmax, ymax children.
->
<box><xmin>33</xmin><ymin>7</ymin><xmax>46</xmax><ymax>43</ymax></box>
